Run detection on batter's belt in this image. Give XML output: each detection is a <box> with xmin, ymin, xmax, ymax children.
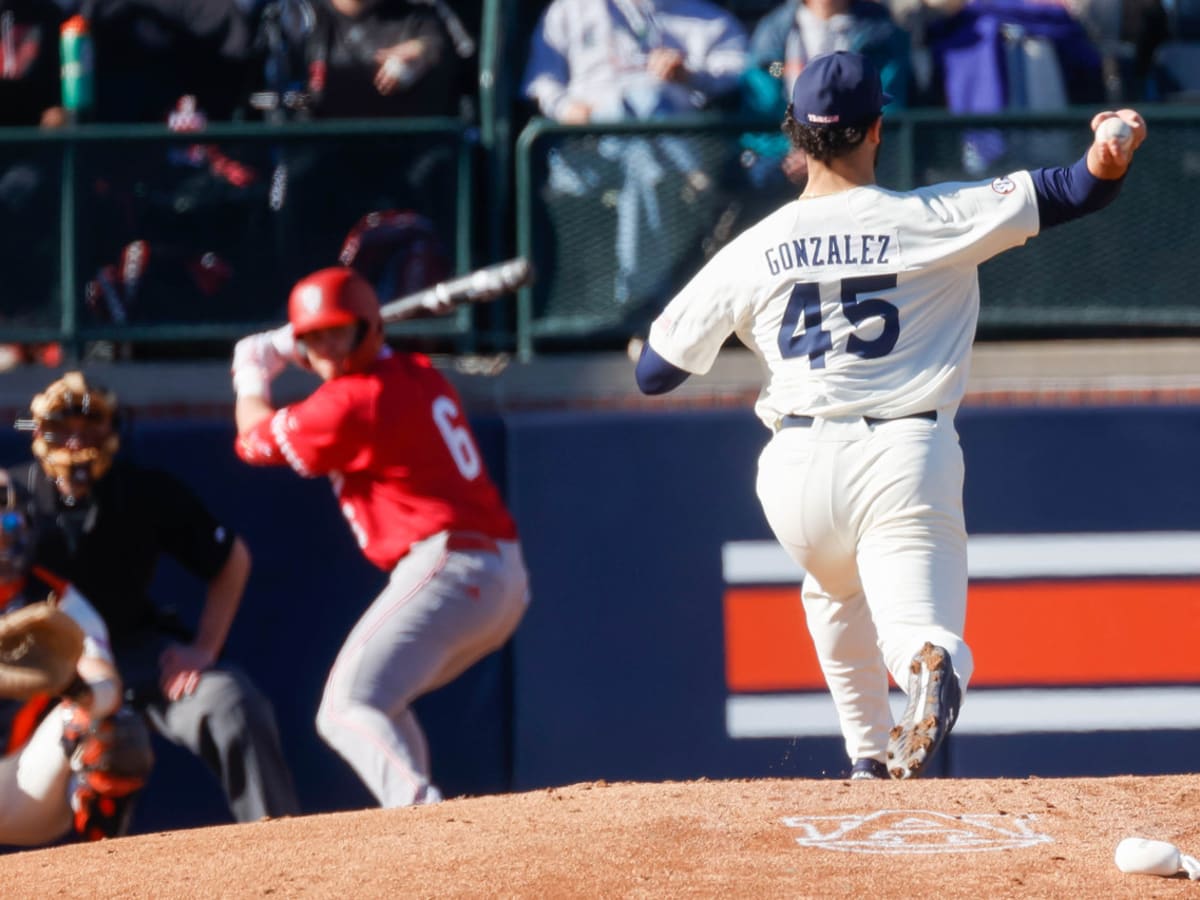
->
<box><xmin>445</xmin><ymin>532</ymin><xmax>501</xmax><ymax>554</ymax></box>
<box><xmin>778</xmin><ymin>410</ymin><xmax>938</xmax><ymax>430</ymax></box>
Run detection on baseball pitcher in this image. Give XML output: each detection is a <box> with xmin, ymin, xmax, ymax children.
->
<box><xmin>636</xmin><ymin>51</ymin><xmax>1146</xmax><ymax>779</ymax></box>
<box><xmin>231</xmin><ymin>267</ymin><xmax>530</xmax><ymax>807</ymax></box>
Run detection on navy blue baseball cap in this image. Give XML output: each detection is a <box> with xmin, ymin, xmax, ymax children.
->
<box><xmin>790</xmin><ymin>51</ymin><xmax>892</xmax><ymax>127</ymax></box>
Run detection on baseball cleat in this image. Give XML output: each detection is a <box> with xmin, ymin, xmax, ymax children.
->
<box><xmin>887</xmin><ymin>642</ymin><xmax>961</xmax><ymax>779</ymax></box>
<box><xmin>849</xmin><ymin>758</ymin><xmax>889</xmax><ymax>780</ymax></box>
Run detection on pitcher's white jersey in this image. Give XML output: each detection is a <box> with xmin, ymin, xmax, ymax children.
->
<box><xmin>648</xmin><ymin>172</ymin><xmax>1040</xmax><ymax>428</ymax></box>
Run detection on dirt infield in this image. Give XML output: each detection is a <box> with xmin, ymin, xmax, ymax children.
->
<box><xmin>2</xmin><ymin>775</ymin><xmax>1199</xmax><ymax>898</ymax></box>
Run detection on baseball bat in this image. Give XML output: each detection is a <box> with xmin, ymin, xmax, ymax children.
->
<box><xmin>380</xmin><ymin>257</ymin><xmax>534</xmax><ymax>323</ymax></box>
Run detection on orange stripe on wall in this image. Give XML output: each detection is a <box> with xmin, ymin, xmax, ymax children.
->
<box><xmin>724</xmin><ymin>587</ymin><xmax>823</xmax><ymax>692</ymax></box>
<box><xmin>724</xmin><ymin>579</ymin><xmax>1200</xmax><ymax>692</ymax></box>
<box><xmin>968</xmin><ymin>579</ymin><xmax>1200</xmax><ymax>685</ymax></box>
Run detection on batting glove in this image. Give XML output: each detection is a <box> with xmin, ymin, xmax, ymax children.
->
<box><xmin>232</xmin><ymin>325</ymin><xmax>298</xmax><ymax>400</ymax></box>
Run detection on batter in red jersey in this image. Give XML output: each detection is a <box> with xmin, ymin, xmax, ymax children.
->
<box><xmin>230</xmin><ymin>267</ymin><xmax>529</xmax><ymax>807</ymax></box>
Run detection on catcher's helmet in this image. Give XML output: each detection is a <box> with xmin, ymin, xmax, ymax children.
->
<box><xmin>288</xmin><ymin>267</ymin><xmax>384</xmax><ymax>374</ymax></box>
<box><xmin>22</xmin><ymin>371</ymin><xmax>120</xmax><ymax>504</ymax></box>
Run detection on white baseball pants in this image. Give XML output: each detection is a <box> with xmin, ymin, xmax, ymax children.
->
<box><xmin>0</xmin><ymin>702</ymin><xmax>73</xmax><ymax>846</ymax></box>
<box><xmin>755</xmin><ymin>413</ymin><xmax>974</xmax><ymax>764</ymax></box>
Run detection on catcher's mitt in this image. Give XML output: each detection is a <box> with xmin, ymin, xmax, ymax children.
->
<box><xmin>0</xmin><ymin>602</ymin><xmax>85</xmax><ymax>700</ymax></box>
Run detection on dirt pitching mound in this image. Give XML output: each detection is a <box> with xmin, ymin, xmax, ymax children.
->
<box><xmin>2</xmin><ymin>775</ymin><xmax>1199</xmax><ymax>898</ymax></box>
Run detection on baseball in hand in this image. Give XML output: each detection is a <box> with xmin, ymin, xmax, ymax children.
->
<box><xmin>1095</xmin><ymin>117</ymin><xmax>1133</xmax><ymax>149</ymax></box>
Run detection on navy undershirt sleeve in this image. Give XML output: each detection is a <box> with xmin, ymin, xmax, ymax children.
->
<box><xmin>1031</xmin><ymin>154</ymin><xmax>1126</xmax><ymax>230</ymax></box>
<box><xmin>635</xmin><ymin>342</ymin><xmax>691</xmax><ymax>394</ymax></box>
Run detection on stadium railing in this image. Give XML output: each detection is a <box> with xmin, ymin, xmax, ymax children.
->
<box><xmin>3</xmin><ymin>106</ymin><xmax>1200</xmax><ymax>363</ymax></box>
<box><xmin>0</xmin><ymin>117</ymin><xmax>477</xmax><ymax>362</ymax></box>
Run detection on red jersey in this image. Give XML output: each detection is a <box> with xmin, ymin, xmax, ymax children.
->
<box><xmin>236</xmin><ymin>350</ymin><xmax>517</xmax><ymax>570</ymax></box>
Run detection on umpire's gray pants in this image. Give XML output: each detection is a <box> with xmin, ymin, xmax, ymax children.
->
<box><xmin>137</xmin><ymin>661</ymin><xmax>300</xmax><ymax>822</ymax></box>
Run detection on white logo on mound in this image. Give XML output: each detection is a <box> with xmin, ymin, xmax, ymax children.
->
<box><xmin>782</xmin><ymin>810</ymin><xmax>1052</xmax><ymax>854</ymax></box>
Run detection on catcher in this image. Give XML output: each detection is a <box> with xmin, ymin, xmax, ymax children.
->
<box><xmin>0</xmin><ymin>472</ymin><xmax>153</xmax><ymax>845</ymax></box>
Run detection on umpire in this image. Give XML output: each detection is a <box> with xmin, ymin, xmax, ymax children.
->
<box><xmin>7</xmin><ymin>371</ymin><xmax>299</xmax><ymax>824</ymax></box>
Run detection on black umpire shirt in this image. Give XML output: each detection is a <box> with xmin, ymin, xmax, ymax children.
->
<box><xmin>7</xmin><ymin>459</ymin><xmax>236</xmax><ymax>655</ymax></box>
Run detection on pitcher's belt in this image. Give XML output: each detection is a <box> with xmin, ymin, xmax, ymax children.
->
<box><xmin>779</xmin><ymin>410</ymin><xmax>938</xmax><ymax>429</ymax></box>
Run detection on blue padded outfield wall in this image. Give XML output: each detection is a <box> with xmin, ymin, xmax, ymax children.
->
<box><xmin>3</xmin><ymin>401</ymin><xmax>1200</xmax><ymax>835</ymax></box>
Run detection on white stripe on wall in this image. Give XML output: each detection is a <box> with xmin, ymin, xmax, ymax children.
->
<box><xmin>726</xmin><ymin>686</ymin><xmax>1200</xmax><ymax>738</ymax></box>
<box><xmin>721</xmin><ymin>532</ymin><xmax>1200</xmax><ymax>584</ymax></box>
<box><xmin>967</xmin><ymin>533</ymin><xmax>1200</xmax><ymax>579</ymax></box>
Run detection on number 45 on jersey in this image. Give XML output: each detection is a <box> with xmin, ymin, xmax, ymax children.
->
<box><xmin>778</xmin><ymin>275</ymin><xmax>900</xmax><ymax>368</ymax></box>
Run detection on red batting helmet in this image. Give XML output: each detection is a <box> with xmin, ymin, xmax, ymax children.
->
<box><xmin>288</xmin><ymin>267</ymin><xmax>384</xmax><ymax>373</ymax></box>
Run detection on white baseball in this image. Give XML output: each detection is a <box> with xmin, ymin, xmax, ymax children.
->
<box><xmin>1115</xmin><ymin>837</ymin><xmax>1182</xmax><ymax>876</ymax></box>
<box><xmin>1095</xmin><ymin>117</ymin><xmax>1133</xmax><ymax>148</ymax></box>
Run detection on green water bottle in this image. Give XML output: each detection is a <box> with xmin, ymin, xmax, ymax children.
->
<box><xmin>60</xmin><ymin>15</ymin><xmax>95</xmax><ymax>123</ymax></box>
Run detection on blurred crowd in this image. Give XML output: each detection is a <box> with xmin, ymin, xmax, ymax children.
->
<box><xmin>0</xmin><ymin>0</ymin><xmax>1197</xmax><ymax>365</ymax></box>
<box><xmin>0</xmin><ymin>0</ymin><xmax>1189</xmax><ymax>133</ymax></box>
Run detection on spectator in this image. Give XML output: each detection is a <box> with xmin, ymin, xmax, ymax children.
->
<box><xmin>925</xmin><ymin>0</ymin><xmax>1107</xmax><ymax>173</ymax></box>
<box><xmin>1070</xmin><ymin>0</ymin><xmax>1168</xmax><ymax>101</ymax></box>
<box><xmin>884</xmin><ymin>0</ymin><xmax>966</xmax><ymax>105</ymax></box>
<box><xmin>81</xmin><ymin>0</ymin><xmax>261</xmax><ymax>124</ymax></box>
<box><xmin>522</xmin><ymin>0</ymin><xmax>748</xmax><ymax>306</ymax></box>
<box><xmin>0</xmin><ymin>0</ymin><xmax>69</xmax><ymax>128</ymax></box>
<box><xmin>0</xmin><ymin>0</ymin><xmax>68</xmax><ymax>369</ymax></box>
<box><xmin>8</xmin><ymin>371</ymin><xmax>301</xmax><ymax>826</ymax></box>
<box><xmin>285</xmin><ymin>0</ymin><xmax>466</xmax><ymax>119</ymax></box>
<box><xmin>739</xmin><ymin>0</ymin><xmax>910</xmax><ymax>195</ymax></box>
